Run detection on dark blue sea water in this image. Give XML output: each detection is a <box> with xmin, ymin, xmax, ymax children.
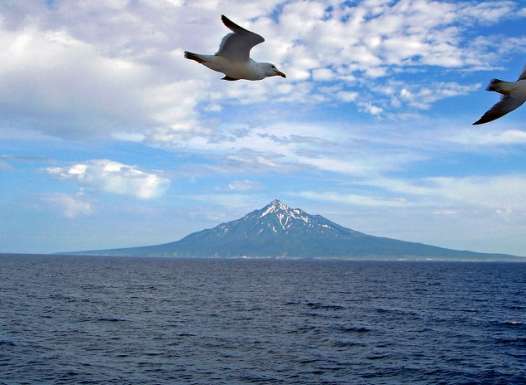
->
<box><xmin>0</xmin><ymin>255</ymin><xmax>525</xmax><ymax>385</ymax></box>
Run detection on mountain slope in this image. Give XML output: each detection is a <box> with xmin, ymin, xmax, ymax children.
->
<box><xmin>69</xmin><ymin>200</ymin><xmax>520</xmax><ymax>260</ymax></box>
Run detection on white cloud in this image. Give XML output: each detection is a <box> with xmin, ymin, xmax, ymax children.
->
<box><xmin>312</xmin><ymin>68</ymin><xmax>335</xmax><ymax>81</ymax></box>
<box><xmin>380</xmin><ymin>81</ymin><xmax>481</xmax><ymax>110</ymax></box>
<box><xmin>189</xmin><ymin>193</ymin><xmax>260</xmax><ymax>210</ymax></box>
<box><xmin>0</xmin><ymin>21</ymin><xmax>206</xmax><ymax>140</ymax></box>
<box><xmin>425</xmin><ymin>175</ymin><xmax>526</xmax><ymax>211</ymax></box>
<box><xmin>0</xmin><ymin>0</ymin><xmax>522</xmax><ymax>147</ymax></box>
<box><xmin>432</xmin><ymin>209</ymin><xmax>458</xmax><ymax>216</ymax></box>
<box><xmin>227</xmin><ymin>179</ymin><xmax>262</xmax><ymax>192</ymax></box>
<box><xmin>46</xmin><ymin>159</ymin><xmax>170</xmax><ymax>199</ymax></box>
<box><xmin>296</xmin><ymin>172</ymin><xmax>526</xmax><ymax>241</ymax></box>
<box><xmin>298</xmin><ymin>191</ymin><xmax>410</xmax><ymax>208</ymax></box>
<box><xmin>45</xmin><ymin>193</ymin><xmax>93</xmax><ymax>218</ymax></box>
<box><xmin>156</xmin><ymin>120</ymin><xmax>424</xmax><ymax>176</ymax></box>
<box><xmin>292</xmin><ymin>155</ymin><xmax>376</xmax><ymax>175</ymax></box>
<box><xmin>363</xmin><ymin>174</ymin><xmax>526</xmax><ymax>212</ymax></box>
<box><xmin>359</xmin><ymin>102</ymin><xmax>383</xmax><ymax>116</ymax></box>
<box><xmin>336</xmin><ymin>91</ymin><xmax>359</xmax><ymax>102</ymax></box>
<box><xmin>458</xmin><ymin>1</ymin><xmax>517</xmax><ymax>23</ymax></box>
<box><xmin>447</xmin><ymin>129</ymin><xmax>526</xmax><ymax>146</ymax></box>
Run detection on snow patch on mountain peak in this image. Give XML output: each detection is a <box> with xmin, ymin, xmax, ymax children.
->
<box><xmin>259</xmin><ymin>200</ymin><xmax>315</xmax><ymax>230</ymax></box>
<box><xmin>260</xmin><ymin>199</ymin><xmax>290</xmax><ymax>218</ymax></box>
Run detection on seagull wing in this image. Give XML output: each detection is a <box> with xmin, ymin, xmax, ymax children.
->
<box><xmin>518</xmin><ymin>65</ymin><xmax>526</xmax><ymax>81</ymax></box>
<box><xmin>473</xmin><ymin>95</ymin><xmax>526</xmax><ymax>125</ymax></box>
<box><xmin>216</xmin><ymin>15</ymin><xmax>265</xmax><ymax>62</ymax></box>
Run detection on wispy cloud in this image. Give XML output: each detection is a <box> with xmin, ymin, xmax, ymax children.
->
<box><xmin>376</xmin><ymin>81</ymin><xmax>481</xmax><ymax>110</ymax></box>
<box><xmin>446</xmin><ymin>128</ymin><xmax>526</xmax><ymax>146</ymax></box>
<box><xmin>227</xmin><ymin>179</ymin><xmax>262</xmax><ymax>192</ymax></box>
<box><xmin>44</xmin><ymin>192</ymin><xmax>93</xmax><ymax>218</ymax></box>
<box><xmin>188</xmin><ymin>193</ymin><xmax>262</xmax><ymax>212</ymax></box>
<box><xmin>297</xmin><ymin>191</ymin><xmax>410</xmax><ymax>208</ymax></box>
<box><xmin>358</xmin><ymin>174</ymin><xmax>526</xmax><ymax>212</ymax></box>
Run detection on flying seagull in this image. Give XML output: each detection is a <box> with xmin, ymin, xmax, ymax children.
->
<box><xmin>184</xmin><ymin>15</ymin><xmax>286</xmax><ymax>81</ymax></box>
<box><xmin>473</xmin><ymin>66</ymin><xmax>526</xmax><ymax>125</ymax></box>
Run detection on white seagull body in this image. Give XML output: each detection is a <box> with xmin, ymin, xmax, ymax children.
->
<box><xmin>474</xmin><ymin>66</ymin><xmax>526</xmax><ymax>125</ymax></box>
<box><xmin>184</xmin><ymin>15</ymin><xmax>286</xmax><ymax>81</ymax></box>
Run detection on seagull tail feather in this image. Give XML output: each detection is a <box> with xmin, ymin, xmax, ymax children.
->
<box><xmin>184</xmin><ymin>51</ymin><xmax>206</xmax><ymax>64</ymax></box>
<box><xmin>487</xmin><ymin>79</ymin><xmax>514</xmax><ymax>95</ymax></box>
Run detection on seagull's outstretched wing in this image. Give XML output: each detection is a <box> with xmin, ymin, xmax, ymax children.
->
<box><xmin>473</xmin><ymin>95</ymin><xmax>526</xmax><ymax>125</ymax></box>
<box><xmin>216</xmin><ymin>15</ymin><xmax>264</xmax><ymax>62</ymax></box>
<box><xmin>518</xmin><ymin>65</ymin><xmax>526</xmax><ymax>81</ymax></box>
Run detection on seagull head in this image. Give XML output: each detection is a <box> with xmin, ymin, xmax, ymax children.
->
<box><xmin>262</xmin><ymin>63</ymin><xmax>286</xmax><ymax>78</ymax></box>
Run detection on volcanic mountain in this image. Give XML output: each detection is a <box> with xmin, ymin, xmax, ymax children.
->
<box><xmin>69</xmin><ymin>200</ymin><xmax>519</xmax><ymax>260</ymax></box>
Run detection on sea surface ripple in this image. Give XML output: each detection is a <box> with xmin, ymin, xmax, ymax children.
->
<box><xmin>0</xmin><ymin>256</ymin><xmax>525</xmax><ymax>384</ymax></box>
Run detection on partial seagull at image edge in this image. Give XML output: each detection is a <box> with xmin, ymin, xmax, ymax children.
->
<box><xmin>184</xmin><ymin>15</ymin><xmax>286</xmax><ymax>81</ymax></box>
<box><xmin>473</xmin><ymin>65</ymin><xmax>526</xmax><ymax>125</ymax></box>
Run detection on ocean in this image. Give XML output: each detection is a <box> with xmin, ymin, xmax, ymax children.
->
<box><xmin>0</xmin><ymin>255</ymin><xmax>525</xmax><ymax>384</ymax></box>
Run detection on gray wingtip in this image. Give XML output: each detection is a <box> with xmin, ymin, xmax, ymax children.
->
<box><xmin>473</xmin><ymin>115</ymin><xmax>491</xmax><ymax>125</ymax></box>
<box><xmin>486</xmin><ymin>79</ymin><xmax>500</xmax><ymax>92</ymax></box>
<box><xmin>221</xmin><ymin>14</ymin><xmax>260</xmax><ymax>39</ymax></box>
<box><xmin>221</xmin><ymin>15</ymin><xmax>239</xmax><ymax>30</ymax></box>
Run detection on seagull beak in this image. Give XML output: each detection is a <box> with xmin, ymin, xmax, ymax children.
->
<box><xmin>275</xmin><ymin>70</ymin><xmax>286</xmax><ymax>78</ymax></box>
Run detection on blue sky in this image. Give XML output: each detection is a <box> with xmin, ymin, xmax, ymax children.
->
<box><xmin>1</xmin><ymin>0</ymin><xmax>526</xmax><ymax>254</ymax></box>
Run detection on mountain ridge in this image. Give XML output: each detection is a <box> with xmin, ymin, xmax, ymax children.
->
<box><xmin>64</xmin><ymin>200</ymin><xmax>522</xmax><ymax>260</ymax></box>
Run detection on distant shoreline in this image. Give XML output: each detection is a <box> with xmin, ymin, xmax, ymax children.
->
<box><xmin>1</xmin><ymin>253</ymin><xmax>525</xmax><ymax>263</ymax></box>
